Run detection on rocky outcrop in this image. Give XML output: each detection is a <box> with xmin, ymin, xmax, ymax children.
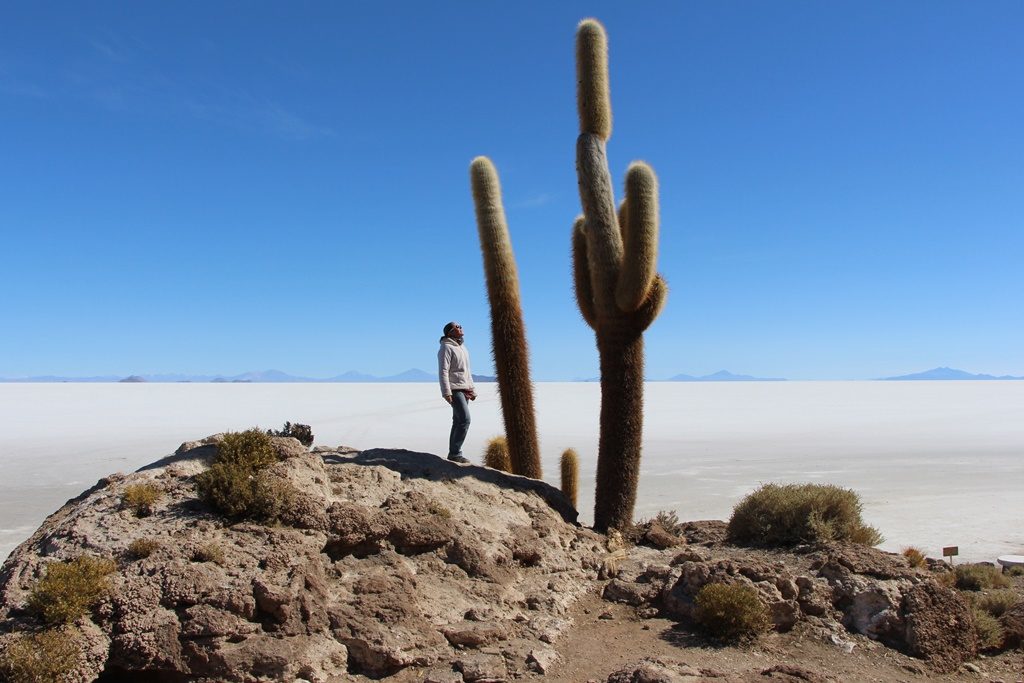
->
<box><xmin>0</xmin><ymin>437</ymin><xmax>604</xmax><ymax>682</ymax></box>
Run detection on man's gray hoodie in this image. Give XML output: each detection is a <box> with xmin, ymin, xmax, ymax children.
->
<box><xmin>438</xmin><ymin>336</ymin><xmax>474</xmax><ymax>397</ymax></box>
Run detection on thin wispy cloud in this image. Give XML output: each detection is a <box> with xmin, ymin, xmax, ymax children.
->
<box><xmin>511</xmin><ymin>192</ymin><xmax>555</xmax><ymax>209</ymax></box>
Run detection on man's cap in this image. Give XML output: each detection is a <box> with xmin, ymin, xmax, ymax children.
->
<box><xmin>443</xmin><ymin>321</ymin><xmax>460</xmax><ymax>336</ymax></box>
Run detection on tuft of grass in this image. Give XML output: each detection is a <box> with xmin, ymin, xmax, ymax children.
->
<box><xmin>427</xmin><ymin>501</ymin><xmax>452</xmax><ymax>519</ymax></box>
<box><xmin>192</xmin><ymin>543</ymin><xmax>225</xmax><ymax>565</ymax></box>
<box><xmin>955</xmin><ymin>564</ymin><xmax>1011</xmax><ymax>591</ymax></box>
<box><xmin>1009</xmin><ymin>565</ymin><xmax>1024</xmax><ymax>577</ymax></box>
<box><xmin>972</xmin><ymin>606</ymin><xmax>1005</xmax><ymax>650</ymax></box>
<box><xmin>267</xmin><ymin>421</ymin><xmax>314</xmax><ymax>447</ymax></box>
<box><xmin>126</xmin><ymin>538</ymin><xmax>160</xmax><ymax>560</ymax></box>
<box><xmin>121</xmin><ymin>482</ymin><xmax>163</xmax><ymax>517</ymax></box>
<box><xmin>483</xmin><ymin>436</ymin><xmax>511</xmax><ymax>472</ymax></box>
<box><xmin>195</xmin><ymin>429</ymin><xmax>291</xmax><ymax>521</ymax></box>
<box><xmin>694</xmin><ymin>582</ymin><xmax>771</xmax><ymax>642</ymax></box>
<box><xmin>727</xmin><ymin>482</ymin><xmax>883</xmax><ymax>547</ymax></box>
<box><xmin>27</xmin><ymin>556</ymin><xmax>116</xmax><ymax>626</ymax></box>
<box><xmin>902</xmin><ymin>546</ymin><xmax>928</xmax><ymax>568</ymax></box>
<box><xmin>0</xmin><ymin>628</ymin><xmax>81</xmax><ymax>683</ymax></box>
<box><xmin>969</xmin><ymin>590</ymin><xmax>1018</xmax><ymax>618</ymax></box>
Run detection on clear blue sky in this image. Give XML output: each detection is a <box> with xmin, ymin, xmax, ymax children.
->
<box><xmin>2</xmin><ymin>2</ymin><xmax>1021</xmax><ymax>380</ymax></box>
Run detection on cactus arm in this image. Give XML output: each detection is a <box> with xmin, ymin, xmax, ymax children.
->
<box><xmin>615</xmin><ymin>161</ymin><xmax>660</xmax><ymax>312</ymax></box>
<box><xmin>576</xmin><ymin>132</ymin><xmax>623</xmax><ymax>317</ymax></box>
<box><xmin>572</xmin><ymin>217</ymin><xmax>598</xmax><ymax>329</ymax></box>
<box><xmin>617</xmin><ymin>199</ymin><xmax>629</xmax><ymax>241</ymax></box>
<box><xmin>469</xmin><ymin>156</ymin><xmax>543</xmax><ymax>479</ymax></box>
<box><xmin>576</xmin><ymin>18</ymin><xmax>612</xmax><ymax>140</ymax></box>
<box><xmin>625</xmin><ymin>274</ymin><xmax>668</xmax><ymax>332</ymax></box>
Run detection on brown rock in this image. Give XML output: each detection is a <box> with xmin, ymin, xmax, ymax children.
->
<box><xmin>901</xmin><ymin>580</ymin><xmax>977</xmax><ymax>672</ymax></box>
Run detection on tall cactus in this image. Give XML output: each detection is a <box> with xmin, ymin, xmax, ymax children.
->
<box><xmin>573</xmin><ymin>19</ymin><xmax>668</xmax><ymax>532</ymax></box>
<box><xmin>470</xmin><ymin>157</ymin><xmax>543</xmax><ymax>479</ymax></box>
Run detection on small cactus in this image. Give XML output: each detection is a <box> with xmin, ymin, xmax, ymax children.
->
<box><xmin>483</xmin><ymin>436</ymin><xmax>512</xmax><ymax>472</ymax></box>
<box><xmin>560</xmin><ymin>449</ymin><xmax>579</xmax><ymax>508</ymax></box>
<box><xmin>470</xmin><ymin>156</ymin><xmax>542</xmax><ymax>479</ymax></box>
<box><xmin>573</xmin><ymin>18</ymin><xmax>667</xmax><ymax>532</ymax></box>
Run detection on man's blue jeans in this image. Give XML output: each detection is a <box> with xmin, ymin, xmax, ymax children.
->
<box><xmin>448</xmin><ymin>390</ymin><xmax>471</xmax><ymax>457</ymax></box>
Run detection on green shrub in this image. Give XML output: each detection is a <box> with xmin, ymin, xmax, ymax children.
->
<box><xmin>969</xmin><ymin>590</ymin><xmax>1018</xmax><ymax>617</ymax></box>
<box><xmin>902</xmin><ymin>546</ymin><xmax>927</xmax><ymax>568</ymax></box>
<box><xmin>694</xmin><ymin>582</ymin><xmax>771</xmax><ymax>642</ymax></box>
<box><xmin>192</xmin><ymin>543</ymin><xmax>225</xmax><ymax>565</ymax></box>
<box><xmin>267</xmin><ymin>421</ymin><xmax>314</xmax><ymax>447</ymax></box>
<box><xmin>955</xmin><ymin>564</ymin><xmax>1011</xmax><ymax>591</ymax></box>
<box><xmin>126</xmin><ymin>538</ymin><xmax>160</xmax><ymax>560</ymax></box>
<box><xmin>727</xmin><ymin>483</ymin><xmax>883</xmax><ymax>547</ymax></box>
<box><xmin>121</xmin><ymin>483</ymin><xmax>163</xmax><ymax>517</ymax></box>
<box><xmin>213</xmin><ymin>429</ymin><xmax>279</xmax><ymax>469</ymax></box>
<box><xmin>27</xmin><ymin>556</ymin><xmax>116</xmax><ymax>626</ymax></box>
<box><xmin>195</xmin><ymin>429</ymin><xmax>290</xmax><ymax>521</ymax></box>
<box><xmin>972</xmin><ymin>606</ymin><xmax>1005</xmax><ymax>650</ymax></box>
<box><xmin>0</xmin><ymin>628</ymin><xmax>81</xmax><ymax>683</ymax></box>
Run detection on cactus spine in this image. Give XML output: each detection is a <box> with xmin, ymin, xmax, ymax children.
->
<box><xmin>560</xmin><ymin>449</ymin><xmax>579</xmax><ymax>508</ymax></box>
<box><xmin>483</xmin><ymin>436</ymin><xmax>512</xmax><ymax>472</ymax></box>
<box><xmin>470</xmin><ymin>156</ymin><xmax>543</xmax><ymax>479</ymax></box>
<box><xmin>573</xmin><ymin>19</ymin><xmax>668</xmax><ymax>532</ymax></box>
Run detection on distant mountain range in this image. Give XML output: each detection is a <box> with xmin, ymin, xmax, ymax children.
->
<box><xmin>880</xmin><ymin>367</ymin><xmax>1024</xmax><ymax>381</ymax></box>
<box><xmin>665</xmin><ymin>370</ymin><xmax>786</xmax><ymax>382</ymax></box>
<box><xmin>0</xmin><ymin>369</ymin><xmax>495</xmax><ymax>384</ymax></box>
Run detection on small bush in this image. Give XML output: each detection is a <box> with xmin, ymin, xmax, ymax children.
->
<box><xmin>195</xmin><ymin>429</ymin><xmax>289</xmax><ymax>521</ymax></box>
<box><xmin>267</xmin><ymin>421</ymin><xmax>314</xmax><ymax>447</ymax></box>
<box><xmin>27</xmin><ymin>556</ymin><xmax>116</xmax><ymax>626</ymax></box>
<box><xmin>121</xmin><ymin>483</ymin><xmax>163</xmax><ymax>517</ymax></box>
<box><xmin>972</xmin><ymin>606</ymin><xmax>1005</xmax><ymax>650</ymax></box>
<box><xmin>1009</xmin><ymin>565</ymin><xmax>1024</xmax><ymax>577</ymax></box>
<box><xmin>955</xmin><ymin>564</ymin><xmax>1011</xmax><ymax>591</ymax></box>
<box><xmin>694</xmin><ymin>582</ymin><xmax>771</xmax><ymax>642</ymax></box>
<box><xmin>902</xmin><ymin>546</ymin><xmax>927</xmax><ymax>568</ymax></box>
<box><xmin>126</xmin><ymin>538</ymin><xmax>160</xmax><ymax>560</ymax></box>
<box><xmin>0</xmin><ymin>628</ymin><xmax>81</xmax><ymax>683</ymax></box>
<box><xmin>970</xmin><ymin>590</ymin><xmax>1019</xmax><ymax>617</ymax></box>
<box><xmin>427</xmin><ymin>501</ymin><xmax>452</xmax><ymax>519</ymax></box>
<box><xmin>214</xmin><ymin>429</ymin><xmax>280</xmax><ymax>469</ymax></box>
<box><xmin>483</xmin><ymin>436</ymin><xmax>511</xmax><ymax>472</ymax></box>
<box><xmin>192</xmin><ymin>543</ymin><xmax>225</xmax><ymax>565</ymax></box>
<box><xmin>727</xmin><ymin>483</ymin><xmax>883</xmax><ymax>547</ymax></box>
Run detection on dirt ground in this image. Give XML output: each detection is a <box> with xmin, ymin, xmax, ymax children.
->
<box><xmin>546</xmin><ymin>589</ymin><xmax>1024</xmax><ymax>683</ymax></box>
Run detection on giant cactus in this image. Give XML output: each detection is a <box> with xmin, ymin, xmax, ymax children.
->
<box><xmin>573</xmin><ymin>19</ymin><xmax>668</xmax><ymax>532</ymax></box>
<box><xmin>470</xmin><ymin>157</ymin><xmax>543</xmax><ymax>479</ymax></box>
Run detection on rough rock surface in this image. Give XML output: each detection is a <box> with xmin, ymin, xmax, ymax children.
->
<box><xmin>0</xmin><ymin>437</ymin><xmax>604</xmax><ymax>682</ymax></box>
<box><xmin>0</xmin><ymin>435</ymin><xmax>996</xmax><ymax>682</ymax></box>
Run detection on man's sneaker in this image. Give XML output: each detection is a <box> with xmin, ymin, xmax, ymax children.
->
<box><xmin>447</xmin><ymin>454</ymin><xmax>470</xmax><ymax>464</ymax></box>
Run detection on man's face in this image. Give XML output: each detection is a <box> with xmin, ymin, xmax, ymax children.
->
<box><xmin>451</xmin><ymin>324</ymin><xmax>464</xmax><ymax>340</ymax></box>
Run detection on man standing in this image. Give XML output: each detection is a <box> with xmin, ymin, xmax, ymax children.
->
<box><xmin>438</xmin><ymin>321</ymin><xmax>476</xmax><ymax>463</ymax></box>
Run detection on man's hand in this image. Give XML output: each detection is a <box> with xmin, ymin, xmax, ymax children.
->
<box><xmin>466</xmin><ymin>390</ymin><xmax>477</xmax><ymax>401</ymax></box>
<box><xmin>444</xmin><ymin>395</ymin><xmax>453</xmax><ymax>404</ymax></box>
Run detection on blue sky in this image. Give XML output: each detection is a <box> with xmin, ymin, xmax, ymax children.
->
<box><xmin>2</xmin><ymin>2</ymin><xmax>1021</xmax><ymax>380</ymax></box>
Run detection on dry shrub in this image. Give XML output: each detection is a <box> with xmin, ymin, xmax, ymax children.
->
<box><xmin>126</xmin><ymin>538</ymin><xmax>160</xmax><ymax>560</ymax></box>
<box><xmin>1009</xmin><ymin>566</ymin><xmax>1024</xmax><ymax>577</ymax></box>
<box><xmin>902</xmin><ymin>546</ymin><xmax>928</xmax><ymax>568</ymax></box>
<box><xmin>956</xmin><ymin>564</ymin><xmax>1011</xmax><ymax>591</ymax></box>
<box><xmin>0</xmin><ymin>628</ymin><xmax>81</xmax><ymax>683</ymax></box>
<box><xmin>971</xmin><ymin>590</ymin><xmax>1019</xmax><ymax>618</ymax></box>
<box><xmin>121</xmin><ymin>482</ymin><xmax>163</xmax><ymax>517</ymax></box>
<box><xmin>267</xmin><ymin>421</ymin><xmax>314</xmax><ymax>447</ymax></box>
<box><xmin>195</xmin><ymin>429</ymin><xmax>290</xmax><ymax>521</ymax></box>
<box><xmin>694</xmin><ymin>582</ymin><xmax>771</xmax><ymax>642</ymax></box>
<box><xmin>192</xmin><ymin>543</ymin><xmax>225</xmax><ymax>565</ymax></box>
<box><xmin>483</xmin><ymin>436</ymin><xmax>511</xmax><ymax>472</ymax></box>
<box><xmin>972</xmin><ymin>606</ymin><xmax>1006</xmax><ymax>650</ymax></box>
<box><xmin>727</xmin><ymin>483</ymin><xmax>883</xmax><ymax>547</ymax></box>
<box><xmin>27</xmin><ymin>556</ymin><xmax>116</xmax><ymax>626</ymax></box>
